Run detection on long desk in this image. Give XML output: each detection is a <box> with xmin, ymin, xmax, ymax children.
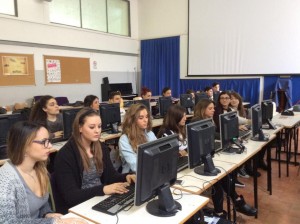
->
<box><xmin>174</xmin><ymin>127</ymin><xmax>280</xmax><ymax>220</ymax></box>
<box><xmin>68</xmin><ymin>194</ymin><xmax>209</xmax><ymax>224</ymax></box>
<box><xmin>272</xmin><ymin>111</ymin><xmax>300</xmax><ymax>176</ymax></box>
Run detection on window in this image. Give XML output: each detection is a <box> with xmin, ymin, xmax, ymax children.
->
<box><xmin>0</xmin><ymin>0</ymin><xmax>17</xmax><ymax>16</ymax></box>
<box><xmin>49</xmin><ymin>0</ymin><xmax>130</xmax><ymax>36</ymax></box>
<box><xmin>49</xmin><ymin>0</ymin><xmax>81</xmax><ymax>27</ymax></box>
<box><xmin>107</xmin><ymin>0</ymin><xmax>130</xmax><ymax>36</ymax></box>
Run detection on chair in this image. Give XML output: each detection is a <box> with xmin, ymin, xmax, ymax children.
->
<box><xmin>49</xmin><ymin>173</ymin><xmax>59</xmax><ymax>212</ymax></box>
<box><xmin>0</xmin><ymin>145</ymin><xmax>7</xmax><ymax>160</ymax></box>
<box><xmin>55</xmin><ymin>97</ymin><xmax>69</xmax><ymax>106</ymax></box>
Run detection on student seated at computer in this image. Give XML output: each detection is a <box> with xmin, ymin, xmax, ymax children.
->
<box><xmin>212</xmin><ymin>82</ymin><xmax>221</xmax><ymax>93</ymax></box>
<box><xmin>83</xmin><ymin>95</ymin><xmax>100</xmax><ymax>111</ymax></box>
<box><xmin>213</xmin><ymin>91</ymin><xmax>248</xmax><ymax>187</ymax></box>
<box><xmin>29</xmin><ymin>95</ymin><xmax>63</xmax><ymax>140</ymax></box>
<box><xmin>204</xmin><ymin>86</ymin><xmax>214</xmax><ymax>101</ymax></box>
<box><xmin>0</xmin><ymin>121</ymin><xmax>87</xmax><ymax>224</ymax></box>
<box><xmin>53</xmin><ymin>108</ymin><xmax>136</xmax><ymax>214</ymax></box>
<box><xmin>141</xmin><ymin>87</ymin><xmax>152</xmax><ymax>99</ymax></box>
<box><xmin>162</xmin><ymin>87</ymin><xmax>172</xmax><ymax>97</ymax></box>
<box><xmin>230</xmin><ymin>92</ymin><xmax>267</xmax><ymax>173</ymax></box>
<box><xmin>157</xmin><ymin>105</ymin><xmax>188</xmax><ymax>157</ymax></box>
<box><xmin>192</xmin><ymin>98</ymin><xmax>257</xmax><ymax>217</ymax></box>
<box><xmin>119</xmin><ymin>104</ymin><xmax>156</xmax><ymax>173</ymax></box>
<box><xmin>109</xmin><ymin>91</ymin><xmax>126</xmax><ymax>122</ymax></box>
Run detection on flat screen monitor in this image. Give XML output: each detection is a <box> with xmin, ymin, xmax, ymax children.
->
<box><xmin>195</xmin><ymin>93</ymin><xmax>209</xmax><ymax>106</ymax></box>
<box><xmin>133</xmin><ymin>99</ymin><xmax>151</xmax><ymax>113</ymax></box>
<box><xmin>180</xmin><ymin>94</ymin><xmax>194</xmax><ymax>114</ymax></box>
<box><xmin>251</xmin><ymin>104</ymin><xmax>268</xmax><ymax>141</ymax></box>
<box><xmin>219</xmin><ymin>111</ymin><xmax>240</xmax><ymax>153</ymax></box>
<box><xmin>135</xmin><ymin>134</ymin><xmax>181</xmax><ymax>217</ymax></box>
<box><xmin>158</xmin><ymin>97</ymin><xmax>172</xmax><ymax>117</ymax></box>
<box><xmin>100</xmin><ymin>103</ymin><xmax>121</xmax><ymax>133</ymax></box>
<box><xmin>261</xmin><ymin>100</ymin><xmax>276</xmax><ymax>129</ymax></box>
<box><xmin>109</xmin><ymin>83</ymin><xmax>133</xmax><ymax>95</ymax></box>
<box><xmin>186</xmin><ymin>119</ymin><xmax>220</xmax><ymax>176</ymax></box>
<box><xmin>62</xmin><ymin>108</ymin><xmax>82</xmax><ymax>140</ymax></box>
<box><xmin>0</xmin><ymin>113</ymin><xmax>23</xmax><ymax>146</ymax></box>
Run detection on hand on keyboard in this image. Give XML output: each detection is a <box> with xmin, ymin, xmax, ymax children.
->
<box><xmin>239</xmin><ymin>124</ymin><xmax>248</xmax><ymax>131</ymax></box>
<box><xmin>103</xmin><ymin>182</ymin><xmax>130</xmax><ymax>195</ymax></box>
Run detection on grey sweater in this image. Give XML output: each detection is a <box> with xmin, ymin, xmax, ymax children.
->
<box><xmin>0</xmin><ymin>162</ymin><xmax>54</xmax><ymax>224</ymax></box>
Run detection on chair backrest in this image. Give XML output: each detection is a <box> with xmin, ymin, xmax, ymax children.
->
<box><xmin>0</xmin><ymin>145</ymin><xmax>8</xmax><ymax>160</ymax></box>
<box><xmin>49</xmin><ymin>173</ymin><xmax>58</xmax><ymax>212</ymax></box>
<box><xmin>55</xmin><ymin>97</ymin><xmax>69</xmax><ymax>106</ymax></box>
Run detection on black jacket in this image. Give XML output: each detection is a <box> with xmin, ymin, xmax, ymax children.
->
<box><xmin>53</xmin><ymin>137</ymin><xmax>128</xmax><ymax>214</ymax></box>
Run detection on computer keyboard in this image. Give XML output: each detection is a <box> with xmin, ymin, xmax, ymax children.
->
<box><xmin>239</xmin><ymin>129</ymin><xmax>252</xmax><ymax>139</ymax></box>
<box><xmin>177</xmin><ymin>156</ymin><xmax>188</xmax><ymax>172</ymax></box>
<box><xmin>92</xmin><ymin>184</ymin><xmax>135</xmax><ymax>215</ymax></box>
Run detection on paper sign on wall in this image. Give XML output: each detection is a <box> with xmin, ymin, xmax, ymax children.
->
<box><xmin>46</xmin><ymin>59</ymin><xmax>61</xmax><ymax>82</ymax></box>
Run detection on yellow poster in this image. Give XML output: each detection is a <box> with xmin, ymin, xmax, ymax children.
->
<box><xmin>2</xmin><ymin>56</ymin><xmax>29</xmax><ymax>76</ymax></box>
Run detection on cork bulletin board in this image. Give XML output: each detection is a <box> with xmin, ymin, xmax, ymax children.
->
<box><xmin>0</xmin><ymin>53</ymin><xmax>35</xmax><ymax>86</ymax></box>
<box><xmin>43</xmin><ymin>55</ymin><xmax>90</xmax><ymax>84</ymax></box>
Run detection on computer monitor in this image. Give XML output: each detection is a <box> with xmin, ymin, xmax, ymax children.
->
<box><xmin>261</xmin><ymin>100</ymin><xmax>276</xmax><ymax>129</ymax></box>
<box><xmin>219</xmin><ymin>111</ymin><xmax>240</xmax><ymax>153</ymax></box>
<box><xmin>158</xmin><ymin>97</ymin><xmax>172</xmax><ymax>117</ymax></box>
<box><xmin>195</xmin><ymin>92</ymin><xmax>209</xmax><ymax>106</ymax></box>
<box><xmin>133</xmin><ymin>99</ymin><xmax>151</xmax><ymax>113</ymax></box>
<box><xmin>186</xmin><ymin>119</ymin><xmax>221</xmax><ymax>176</ymax></box>
<box><xmin>100</xmin><ymin>103</ymin><xmax>121</xmax><ymax>133</ymax></box>
<box><xmin>135</xmin><ymin>134</ymin><xmax>181</xmax><ymax>217</ymax></box>
<box><xmin>0</xmin><ymin>113</ymin><xmax>23</xmax><ymax>146</ymax></box>
<box><xmin>180</xmin><ymin>94</ymin><xmax>194</xmax><ymax>115</ymax></box>
<box><xmin>62</xmin><ymin>108</ymin><xmax>82</xmax><ymax>140</ymax></box>
<box><xmin>251</xmin><ymin>104</ymin><xmax>269</xmax><ymax>141</ymax></box>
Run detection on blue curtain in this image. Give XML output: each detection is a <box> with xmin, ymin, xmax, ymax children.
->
<box><xmin>141</xmin><ymin>36</ymin><xmax>180</xmax><ymax>97</ymax></box>
<box><xmin>180</xmin><ymin>78</ymin><xmax>260</xmax><ymax>106</ymax></box>
<box><xmin>263</xmin><ymin>75</ymin><xmax>300</xmax><ymax>106</ymax></box>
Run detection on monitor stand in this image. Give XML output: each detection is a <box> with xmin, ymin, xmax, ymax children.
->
<box><xmin>251</xmin><ymin>128</ymin><xmax>269</xmax><ymax>141</ymax></box>
<box><xmin>106</xmin><ymin>122</ymin><xmax>120</xmax><ymax>134</ymax></box>
<box><xmin>266</xmin><ymin>119</ymin><xmax>276</xmax><ymax>130</ymax></box>
<box><xmin>146</xmin><ymin>183</ymin><xmax>181</xmax><ymax>217</ymax></box>
<box><xmin>186</xmin><ymin>107</ymin><xmax>192</xmax><ymax>115</ymax></box>
<box><xmin>194</xmin><ymin>154</ymin><xmax>221</xmax><ymax>176</ymax></box>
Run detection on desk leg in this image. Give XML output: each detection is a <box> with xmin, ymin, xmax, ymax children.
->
<box><xmin>293</xmin><ymin>126</ymin><xmax>299</xmax><ymax>165</ymax></box>
<box><xmin>253</xmin><ymin>156</ymin><xmax>258</xmax><ymax>218</ymax></box>
<box><xmin>267</xmin><ymin>144</ymin><xmax>272</xmax><ymax>195</ymax></box>
<box><xmin>226</xmin><ymin>175</ymin><xmax>231</xmax><ymax>221</ymax></box>
<box><xmin>277</xmin><ymin>132</ymin><xmax>282</xmax><ymax>178</ymax></box>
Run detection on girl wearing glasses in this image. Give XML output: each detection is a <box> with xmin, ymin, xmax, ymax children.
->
<box><xmin>30</xmin><ymin>95</ymin><xmax>63</xmax><ymax>140</ymax></box>
<box><xmin>54</xmin><ymin>108</ymin><xmax>135</xmax><ymax>214</ymax></box>
<box><xmin>213</xmin><ymin>91</ymin><xmax>232</xmax><ymax>132</ymax></box>
<box><xmin>157</xmin><ymin>105</ymin><xmax>188</xmax><ymax>157</ymax></box>
<box><xmin>0</xmin><ymin>121</ymin><xmax>86</xmax><ymax>224</ymax></box>
<box><xmin>119</xmin><ymin>104</ymin><xmax>156</xmax><ymax>173</ymax></box>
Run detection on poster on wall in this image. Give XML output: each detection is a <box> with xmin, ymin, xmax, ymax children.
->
<box><xmin>2</xmin><ymin>56</ymin><xmax>29</xmax><ymax>76</ymax></box>
<box><xmin>46</xmin><ymin>59</ymin><xmax>61</xmax><ymax>82</ymax></box>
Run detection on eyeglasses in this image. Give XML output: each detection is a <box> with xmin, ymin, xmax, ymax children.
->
<box><xmin>220</xmin><ymin>97</ymin><xmax>230</xmax><ymax>100</ymax></box>
<box><xmin>32</xmin><ymin>139</ymin><xmax>52</xmax><ymax>148</ymax></box>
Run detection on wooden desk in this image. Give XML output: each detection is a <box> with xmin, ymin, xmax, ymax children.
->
<box><xmin>272</xmin><ymin>112</ymin><xmax>300</xmax><ymax>176</ymax></box>
<box><xmin>68</xmin><ymin>195</ymin><xmax>209</xmax><ymax>224</ymax></box>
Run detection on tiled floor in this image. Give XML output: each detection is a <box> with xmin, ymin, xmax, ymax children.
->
<box><xmin>205</xmin><ymin>133</ymin><xmax>300</xmax><ymax>224</ymax></box>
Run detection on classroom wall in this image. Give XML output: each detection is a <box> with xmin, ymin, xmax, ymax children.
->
<box><xmin>0</xmin><ymin>0</ymin><xmax>139</xmax><ymax>107</ymax></box>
